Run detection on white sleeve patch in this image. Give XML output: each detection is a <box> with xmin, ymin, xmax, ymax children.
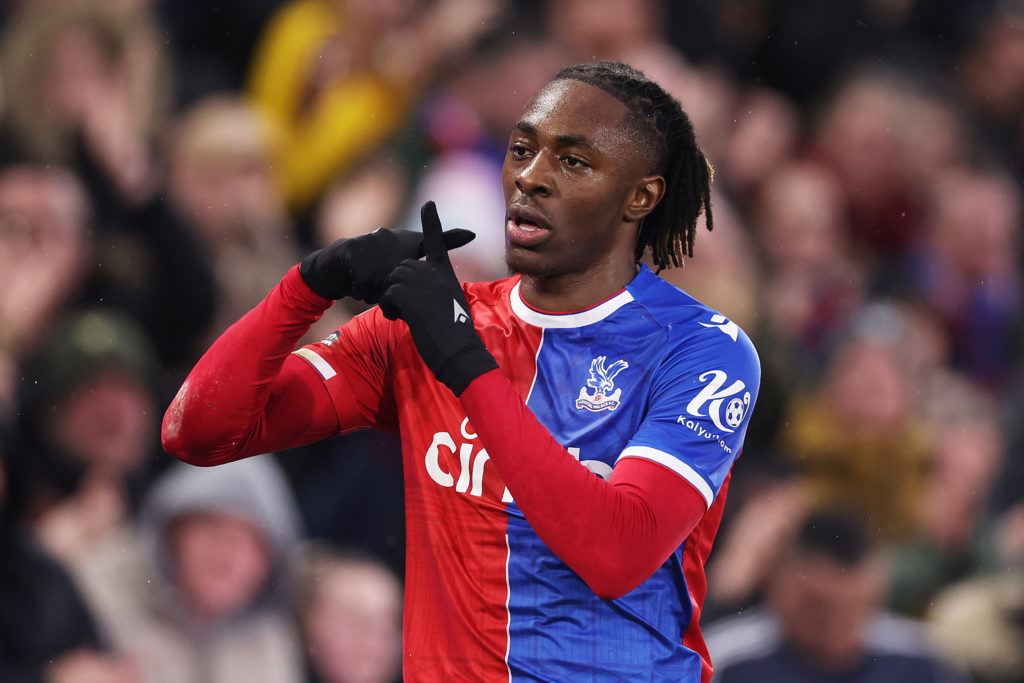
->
<box><xmin>617</xmin><ymin>445</ymin><xmax>714</xmax><ymax>508</ymax></box>
<box><xmin>292</xmin><ymin>348</ymin><xmax>336</xmax><ymax>380</ymax></box>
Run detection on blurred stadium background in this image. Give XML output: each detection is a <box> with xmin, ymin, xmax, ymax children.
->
<box><xmin>0</xmin><ymin>1</ymin><xmax>1022</xmax><ymax>682</ymax></box>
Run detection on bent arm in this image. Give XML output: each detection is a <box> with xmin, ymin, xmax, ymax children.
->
<box><xmin>162</xmin><ymin>266</ymin><xmax>341</xmax><ymax>465</ymax></box>
<box><xmin>460</xmin><ymin>370</ymin><xmax>707</xmax><ymax>599</ymax></box>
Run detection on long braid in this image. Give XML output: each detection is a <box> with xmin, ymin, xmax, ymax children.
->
<box><xmin>552</xmin><ymin>62</ymin><xmax>713</xmax><ymax>270</ymax></box>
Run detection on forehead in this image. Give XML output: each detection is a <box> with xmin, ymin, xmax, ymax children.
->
<box><xmin>517</xmin><ymin>80</ymin><xmax>634</xmax><ymax>149</ymax></box>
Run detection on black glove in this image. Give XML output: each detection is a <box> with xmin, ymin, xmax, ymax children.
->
<box><xmin>379</xmin><ymin>202</ymin><xmax>498</xmax><ymax>396</ymax></box>
<box><xmin>299</xmin><ymin>222</ymin><xmax>475</xmax><ymax>302</ymax></box>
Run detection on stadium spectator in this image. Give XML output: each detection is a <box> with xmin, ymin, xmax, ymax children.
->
<box><xmin>246</xmin><ymin>0</ymin><xmax>502</xmax><ymax>210</ymax></box>
<box><xmin>705</xmin><ymin>508</ymin><xmax>968</xmax><ymax>683</ymax></box>
<box><xmin>13</xmin><ymin>310</ymin><xmax>162</xmax><ymax>566</ymax></box>
<box><xmin>73</xmin><ymin>456</ymin><xmax>305</xmax><ymax>683</ymax></box>
<box><xmin>0</xmin><ymin>166</ymin><xmax>90</xmax><ymax>424</ymax></box>
<box><xmin>927</xmin><ymin>499</ymin><xmax>1024</xmax><ymax>683</ymax></box>
<box><xmin>165</xmin><ymin>94</ymin><xmax>301</xmax><ymax>343</ymax></box>
<box><xmin>900</xmin><ymin>165</ymin><xmax>1022</xmax><ymax>389</ymax></box>
<box><xmin>779</xmin><ymin>304</ymin><xmax>932</xmax><ymax>540</ymax></box>
<box><xmin>0</xmin><ymin>0</ymin><xmax>217</xmax><ymax>372</ymax></box>
<box><xmin>886</xmin><ymin>377</ymin><xmax>1006</xmax><ymax>616</ymax></box>
<box><xmin>296</xmin><ymin>544</ymin><xmax>402</xmax><ymax>683</ymax></box>
<box><xmin>1</xmin><ymin>430</ymin><xmax>142</xmax><ymax>683</ymax></box>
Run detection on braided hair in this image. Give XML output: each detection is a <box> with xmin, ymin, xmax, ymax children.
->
<box><xmin>551</xmin><ymin>61</ymin><xmax>713</xmax><ymax>270</ymax></box>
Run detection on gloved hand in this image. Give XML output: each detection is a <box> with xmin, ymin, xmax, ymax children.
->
<box><xmin>379</xmin><ymin>201</ymin><xmax>498</xmax><ymax>395</ymax></box>
<box><xmin>299</xmin><ymin>222</ymin><xmax>475</xmax><ymax>302</ymax></box>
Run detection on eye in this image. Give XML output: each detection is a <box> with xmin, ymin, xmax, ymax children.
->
<box><xmin>561</xmin><ymin>155</ymin><xmax>588</xmax><ymax>169</ymax></box>
<box><xmin>509</xmin><ymin>143</ymin><xmax>532</xmax><ymax>159</ymax></box>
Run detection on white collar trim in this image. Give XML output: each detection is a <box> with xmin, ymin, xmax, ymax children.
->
<box><xmin>510</xmin><ymin>281</ymin><xmax>635</xmax><ymax>329</ymax></box>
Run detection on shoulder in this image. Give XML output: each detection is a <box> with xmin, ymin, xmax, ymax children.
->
<box><xmin>863</xmin><ymin>613</ymin><xmax>949</xmax><ymax>661</ymax></box>
<box><xmin>628</xmin><ymin>267</ymin><xmax>759</xmax><ymax>378</ymax></box>
<box><xmin>863</xmin><ymin>614</ymin><xmax>967</xmax><ymax>682</ymax></box>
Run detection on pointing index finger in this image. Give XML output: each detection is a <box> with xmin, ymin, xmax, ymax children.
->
<box><xmin>420</xmin><ymin>201</ymin><xmax>448</xmax><ymax>262</ymax></box>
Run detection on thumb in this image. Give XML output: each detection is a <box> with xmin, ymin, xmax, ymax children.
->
<box><xmin>441</xmin><ymin>228</ymin><xmax>476</xmax><ymax>252</ymax></box>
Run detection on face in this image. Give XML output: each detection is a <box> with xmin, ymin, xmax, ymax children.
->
<box><xmin>773</xmin><ymin>553</ymin><xmax>880</xmax><ymax>672</ymax></box>
<box><xmin>501</xmin><ymin>79</ymin><xmax>662</xmax><ymax>283</ymax></box>
<box><xmin>304</xmin><ymin>562</ymin><xmax>402</xmax><ymax>683</ymax></box>
<box><xmin>170</xmin><ymin>512</ymin><xmax>272</xmax><ymax>621</ymax></box>
<box><xmin>51</xmin><ymin>371</ymin><xmax>154</xmax><ymax>476</ymax></box>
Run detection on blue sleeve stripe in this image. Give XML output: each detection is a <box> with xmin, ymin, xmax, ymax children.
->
<box><xmin>292</xmin><ymin>348</ymin><xmax>337</xmax><ymax>380</ymax></box>
<box><xmin>617</xmin><ymin>446</ymin><xmax>713</xmax><ymax>508</ymax></box>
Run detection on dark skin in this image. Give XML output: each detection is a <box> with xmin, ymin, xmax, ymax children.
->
<box><xmin>502</xmin><ymin>80</ymin><xmax>666</xmax><ymax>312</ymax></box>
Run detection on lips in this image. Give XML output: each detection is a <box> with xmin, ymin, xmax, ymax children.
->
<box><xmin>506</xmin><ymin>204</ymin><xmax>552</xmax><ymax>248</ymax></box>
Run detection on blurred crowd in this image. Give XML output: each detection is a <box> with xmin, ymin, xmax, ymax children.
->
<box><xmin>0</xmin><ymin>0</ymin><xmax>1022</xmax><ymax>681</ymax></box>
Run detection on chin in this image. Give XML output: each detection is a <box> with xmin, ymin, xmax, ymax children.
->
<box><xmin>505</xmin><ymin>253</ymin><xmax>547</xmax><ymax>278</ymax></box>
<box><xmin>506</xmin><ymin>242</ymin><xmax>553</xmax><ymax>276</ymax></box>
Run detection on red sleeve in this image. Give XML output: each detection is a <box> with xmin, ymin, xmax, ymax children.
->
<box><xmin>460</xmin><ymin>369</ymin><xmax>708</xmax><ymax>599</ymax></box>
<box><xmin>161</xmin><ymin>265</ymin><xmax>342</xmax><ymax>465</ymax></box>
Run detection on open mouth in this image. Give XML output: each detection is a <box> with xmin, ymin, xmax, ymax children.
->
<box><xmin>514</xmin><ymin>216</ymin><xmax>543</xmax><ymax>232</ymax></box>
<box><xmin>506</xmin><ymin>209</ymin><xmax>551</xmax><ymax>247</ymax></box>
<box><xmin>505</xmin><ymin>202</ymin><xmax>553</xmax><ymax>247</ymax></box>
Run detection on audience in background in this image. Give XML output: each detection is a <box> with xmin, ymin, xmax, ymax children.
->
<box><xmin>297</xmin><ymin>544</ymin><xmax>403</xmax><ymax>683</ymax></box>
<box><xmin>165</xmin><ymin>94</ymin><xmax>301</xmax><ymax>342</ymax></box>
<box><xmin>15</xmin><ymin>310</ymin><xmax>161</xmax><ymax>567</ymax></box>
<box><xmin>780</xmin><ymin>305</ymin><xmax>932</xmax><ymax>541</ymax></box>
<box><xmin>74</xmin><ymin>456</ymin><xmax>305</xmax><ymax>683</ymax></box>
<box><xmin>0</xmin><ymin>1</ymin><xmax>1021</xmax><ymax>681</ymax></box>
<box><xmin>246</xmin><ymin>0</ymin><xmax>502</xmax><ymax>210</ymax></box>
<box><xmin>1</xmin><ymin>432</ymin><xmax>142</xmax><ymax>683</ymax></box>
<box><xmin>706</xmin><ymin>508</ymin><xmax>968</xmax><ymax>683</ymax></box>
<box><xmin>0</xmin><ymin>166</ymin><xmax>90</xmax><ymax>423</ymax></box>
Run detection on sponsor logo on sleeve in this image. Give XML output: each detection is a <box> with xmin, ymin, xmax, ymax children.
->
<box><xmin>676</xmin><ymin>369</ymin><xmax>751</xmax><ymax>453</ymax></box>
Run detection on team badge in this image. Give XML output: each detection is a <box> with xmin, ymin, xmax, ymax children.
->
<box><xmin>320</xmin><ymin>331</ymin><xmax>340</xmax><ymax>346</ymax></box>
<box><xmin>576</xmin><ymin>356</ymin><xmax>629</xmax><ymax>412</ymax></box>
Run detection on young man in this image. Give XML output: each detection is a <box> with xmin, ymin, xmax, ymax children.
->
<box><xmin>163</xmin><ymin>61</ymin><xmax>760</xmax><ymax>681</ymax></box>
<box><xmin>704</xmin><ymin>509</ymin><xmax>968</xmax><ymax>683</ymax></box>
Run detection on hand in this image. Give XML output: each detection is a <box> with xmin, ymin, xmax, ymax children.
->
<box><xmin>379</xmin><ymin>201</ymin><xmax>498</xmax><ymax>395</ymax></box>
<box><xmin>300</xmin><ymin>223</ymin><xmax>475</xmax><ymax>302</ymax></box>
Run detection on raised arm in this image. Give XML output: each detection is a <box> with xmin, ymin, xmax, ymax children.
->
<box><xmin>161</xmin><ymin>265</ymin><xmax>338</xmax><ymax>465</ymax></box>
<box><xmin>162</xmin><ymin>218</ymin><xmax>475</xmax><ymax>465</ymax></box>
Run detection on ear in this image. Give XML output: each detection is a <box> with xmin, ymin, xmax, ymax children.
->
<box><xmin>624</xmin><ymin>175</ymin><xmax>666</xmax><ymax>222</ymax></box>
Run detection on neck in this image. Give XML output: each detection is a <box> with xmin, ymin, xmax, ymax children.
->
<box><xmin>517</xmin><ymin>256</ymin><xmax>638</xmax><ymax>312</ymax></box>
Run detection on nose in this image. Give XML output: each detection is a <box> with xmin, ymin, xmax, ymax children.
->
<box><xmin>514</xmin><ymin>154</ymin><xmax>552</xmax><ymax>198</ymax></box>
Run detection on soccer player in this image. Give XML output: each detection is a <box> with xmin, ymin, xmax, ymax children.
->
<box><xmin>163</xmin><ymin>61</ymin><xmax>760</xmax><ymax>682</ymax></box>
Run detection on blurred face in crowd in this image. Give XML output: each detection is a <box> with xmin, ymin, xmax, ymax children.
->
<box><xmin>48</xmin><ymin>370</ymin><xmax>154</xmax><ymax>476</ymax></box>
<box><xmin>0</xmin><ymin>168</ymin><xmax>87</xmax><ymax>263</ymax></box>
<box><xmin>169</xmin><ymin>512</ymin><xmax>272</xmax><ymax>621</ymax></box>
<box><xmin>544</xmin><ymin>0</ymin><xmax>658</xmax><ymax>59</ymax></box>
<box><xmin>502</xmin><ymin>79</ymin><xmax>663</xmax><ymax>287</ymax></box>
<box><xmin>755</xmin><ymin>163</ymin><xmax>847</xmax><ymax>271</ymax></box>
<box><xmin>826</xmin><ymin>339</ymin><xmax>910</xmax><ymax>435</ymax></box>
<box><xmin>304</xmin><ymin>560</ymin><xmax>402</xmax><ymax>683</ymax></box>
<box><xmin>929</xmin><ymin>168</ymin><xmax>1021</xmax><ymax>279</ymax></box>
<box><xmin>168</xmin><ymin>99</ymin><xmax>285</xmax><ymax>243</ymax></box>
<box><xmin>0</xmin><ymin>168</ymin><xmax>88</xmax><ymax>350</ymax></box>
<box><xmin>771</xmin><ymin>550</ymin><xmax>882</xmax><ymax>672</ymax></box>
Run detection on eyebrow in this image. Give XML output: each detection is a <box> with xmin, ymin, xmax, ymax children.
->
<box><xmin>513</xmin><ymin>121</ymin><xmax>599</xmax><ymax>152</ymax></box>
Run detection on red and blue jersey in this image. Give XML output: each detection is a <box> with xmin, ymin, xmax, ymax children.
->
<box><xmin>294</xmin><ymin>264</ymin><xmax>760</xmax><ymax>681</ymax></box>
